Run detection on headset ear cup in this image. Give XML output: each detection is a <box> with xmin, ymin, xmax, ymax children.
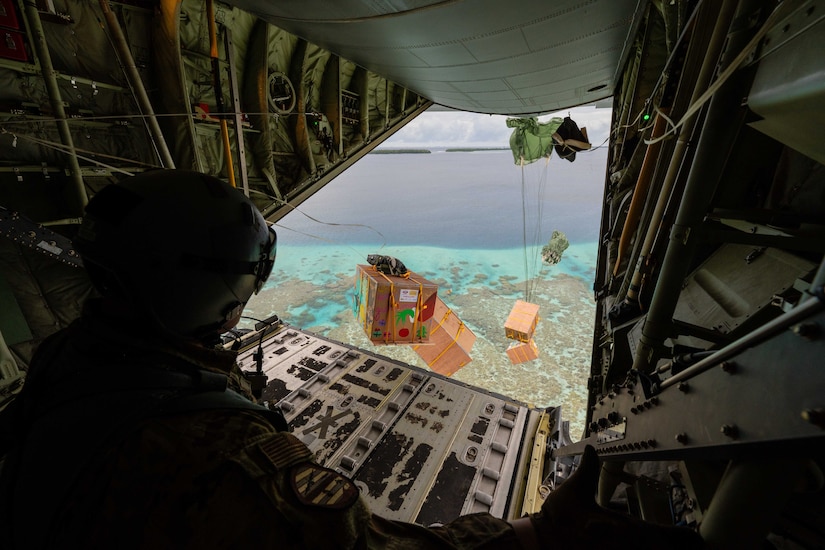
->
<box><xmin>254</xmin><ymin>226</ymin><xmax>277</xmax><ymax>294</ymax></box>
<box><xmin>221</xmin><ymin>301</ymin><xmax>244</xmax><ymax>331</ymax></box>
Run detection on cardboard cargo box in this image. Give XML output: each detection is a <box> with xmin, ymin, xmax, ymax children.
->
<box><xmin>504</xmin><ymin>300</ymin><xmax>540</xmax><ymax>342</ymax></box>
<box><xmin>506</xmin><ymin>339</ymin><xmax>539</xmax><ymax>364</ymax></box>
<box><xmin>413</xmin><ymin>297</ymin><xmax>476</xmax><ymax>376</ymax></box>
<box><xmin>354</xmin><ymin>265</ymin><xmax>438</xmax><ymax>345</ymax></box>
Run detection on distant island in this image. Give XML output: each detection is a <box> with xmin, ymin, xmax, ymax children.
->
<box><xmin>445</xmin><ymin>147</ymin><xmax>509</xmax><ymax>152</ymax></box>
<box><xmin>372</xmin><ymin>147</ymin><xmax>510</xmax><ymax>154</ymax></box>
<box><xmin>372</xmin><ymin>149</ymin><xmax>431</xmax><ymax>154</ymax></box>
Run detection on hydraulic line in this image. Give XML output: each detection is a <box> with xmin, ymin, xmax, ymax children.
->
<box><xmin>623</xmin><ymin>0</ymin><xmax>738</xmax><ymax>305</ymax></box>
<box><xmin>612</xmin><ymin>111</ymin><xmax>669</xmax><ymax>277</ymax></box>
<box><xmin>206</xmin><ymin>0</ymin><xmax>237</xmax><ymax>187</ymax></box>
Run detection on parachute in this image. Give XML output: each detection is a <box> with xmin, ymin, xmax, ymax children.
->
<box><xmin>506</xmin><ymin>116</ymin><xmax>563</xmax><ymax>165</ymax></box>
<box><xmin>541</xmin><ymin>230</ymin><xmax>569</xmax><ymax>265</ymax></box>
<box><xmin>506</xmin><ymin>116</ymin><xmax>591</xmax><ymax>165</ymax></box>
<box><xmin>553</xmin><ymin>117</ymin><xmax>592</xmax><ymax>162</ymax></box>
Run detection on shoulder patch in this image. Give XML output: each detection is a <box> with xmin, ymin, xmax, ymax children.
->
<box><xmin>258</xmin><ymin>432</ymin><xmax>313</xmax><ymax>470</ymax></box>
<box><xmin>290</xmin><ymin>462</ymin><xmax>359</xmax><ymax>509</ymax></box>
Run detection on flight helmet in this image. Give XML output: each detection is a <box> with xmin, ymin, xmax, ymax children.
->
<box><xmin>74</xmin><ymin>170</ymin><xmax>276</xmax><ymax>340</ymax></box>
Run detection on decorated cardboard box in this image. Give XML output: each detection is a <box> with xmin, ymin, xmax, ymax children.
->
<box><xmin>413</xmin><ymin>297</ymin><xmax>476</xmax><ymax>376</ymax></box>
<box><xmin>506</xmin><ymin>339</ymin><xmax>539</xmax><ymax>364</ymax></box>
<box><xmin>504</xmin><ymin>300</ymin><xmax>540</xmax><ymax>342</ymax></box>
<box><xmin>354</xmin><ymin>265</ymin><xmax>438</xmax><ymax>345</ymax></box>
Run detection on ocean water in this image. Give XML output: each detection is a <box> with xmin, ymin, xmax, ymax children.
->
<box><xmin>244</xmin><ymin>147</ymin><xmax>607</xmax><ymax>438</ymax></box>
<box><xmin>274</xmin><ymin>148</ymin><xmax>606</xmax><ymax>248</ymax></box>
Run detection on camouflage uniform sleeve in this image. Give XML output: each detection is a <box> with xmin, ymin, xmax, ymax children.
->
<box><xmin>231</xmin><ymin>430</ymin><xmax>522</xmax><ymax>549</ymax></box>
<box><xmin>227</xmin><ymin>361</ymin><xmax>256</xmax><ymax>401</ymax></box>
<box><xmin>231</xmin><ymin>430</ymin><xmax>373</xmax><ymax>549</ymax></box>
<box><xmin>365</xmin><ymin>512</ymin><xmax>523</xmax><ymax>549</ymax></box>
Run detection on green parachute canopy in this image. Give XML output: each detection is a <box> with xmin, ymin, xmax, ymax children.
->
<box><xmin>541</xmin><ymin>230</ymin><xmax>570</xmax><ymax>265</ymax></box>
<box><xmin>506</xmin><ymin>116</ymin><xmax>564</xmax><ymax>165</ymax></box>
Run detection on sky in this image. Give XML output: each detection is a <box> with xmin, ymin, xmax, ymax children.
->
<box><xmin>379</xmin><ymin>104</ymin><xmax>613</xmax><ymax>149</ymax></box>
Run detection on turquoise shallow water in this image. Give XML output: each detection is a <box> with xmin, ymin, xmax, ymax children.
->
<box><xmin>257</xmin><ymin>241</ymin><xmax>597</xmax><ymax>323</ymax></box>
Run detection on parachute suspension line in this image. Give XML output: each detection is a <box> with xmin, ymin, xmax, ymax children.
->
<box><xmin>520</xmin><ymin>158</ymin><xmax>531</xmax><ymax>303</ymax></box>
<box><xmin>519</xmin><ymin>154</ymin><xmax>551</xmax><ymax>304</ymax></box>
<box><xmin>247</xmin><ymin>188</ymin><xmax>390</xmax><ymax>264</ymax></box>
<box><xmin>507</xmin><ymin>115</ymin><xmax>570</xmax><ymax>303</ymax></box>
<box><xmin>273</xmin><ymin>223</ymin><xmax>384</xmax><ymax>265</ymax></box>
<box><xmin>533</xmin><ymin>157</ymin><xmax>548</xmax><ymax>297</ymax></box>
<box><xmin>529</xmin><ymin>156</ymin><xmax>551</xmax><ymax>303</ymax></box>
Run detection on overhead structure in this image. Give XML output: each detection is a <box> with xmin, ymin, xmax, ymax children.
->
<box><xmin>0</xmin><ymin>0</ymin><xmax>432</xmax><ymax>229</ymax></box>
<box><xmin>228</xmin><ymin>0</ymin><xmax>645</xmax><ymax>115</ymax></box>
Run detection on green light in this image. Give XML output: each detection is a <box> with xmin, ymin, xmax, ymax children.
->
<box><xmin>643</xmin><ymin>113</ymin><xmax>651</xmax><ymax>121</ymax></box>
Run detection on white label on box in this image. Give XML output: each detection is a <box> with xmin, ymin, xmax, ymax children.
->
<box><xmin>399</xmin><ymin>289</ymin><xmax>419</xmax><ymax>303</ymax></box>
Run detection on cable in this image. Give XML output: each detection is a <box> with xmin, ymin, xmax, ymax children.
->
<box><xmin>6</xmin><ymin>132</ymin><xmax>382</xmax><ymax>266</ymax></box>
<box><xmin>0</xmin><ymin>109</ymin><xmax>322</xmax><ymax>126</ymax></box>
<box><xmin>528</xmin><ymin>159</ymin><xmax>550</xmax><ymax>303</ymax></box>
<box><xmin>3</xmin><ymin>121</ymin><xmax>392</xmax><ymax>267</ymax></box>
<box><xmin>267</xmin><ymin>192</ymin><xmax>388</xmax><ymax>242</ymax></box>
<box><xmin>224</xmin><ymin>328</ymin><xmax>244</xmax><ymax>351</ymax></box>
<box><xmin>644</xmin><ymin>1</ymin><xmax>792</xmax><ymax>146</ymax></box>
<box><xmin>521</xmin><ymin>162</ymin><xmax>531</xmax><ymax>302</ymax></box>
<box><xmin>1</xmin><ymin>128</ymin><xmax>146</xmax><ymax>175</ymax></box>
<box><xmin>240</xmin><ymin>315</ymin><xmax>276</xmax><ymax>355</ymax></box>
<box><xmin>517</xmin><ymin>153</ymin><xmax>553</xmax><ymax>305</ymax></box>
<box><xmin>248</xmin><ymin>188</ymin><xmax>391</xmax><ymax>266</ymax></box>
<box><xmin>239</xmin><ymin>315</ymin><xmax>279</xmax><ymax>400</ymax></box>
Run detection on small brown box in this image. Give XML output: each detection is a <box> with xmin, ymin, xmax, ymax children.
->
<box><xmin>506</xmin><ymin>339</ymin><xmax>539</xmax><ymax>364</ymax></box>
<box><xmin>413</xmin><ymin>297</ymin><xmax>476</xmax><ymax>376</ymax></box>
<box><xmin>504</xmin><ymin>300</ymin><xmax>540</xmax><ymax>342</ymax></box>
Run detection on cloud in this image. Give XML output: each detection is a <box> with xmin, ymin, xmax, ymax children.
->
<box><xmin>382</xmin><ymin>105</ymin><xmax>612</xmax><ymax>148</ymax></box>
